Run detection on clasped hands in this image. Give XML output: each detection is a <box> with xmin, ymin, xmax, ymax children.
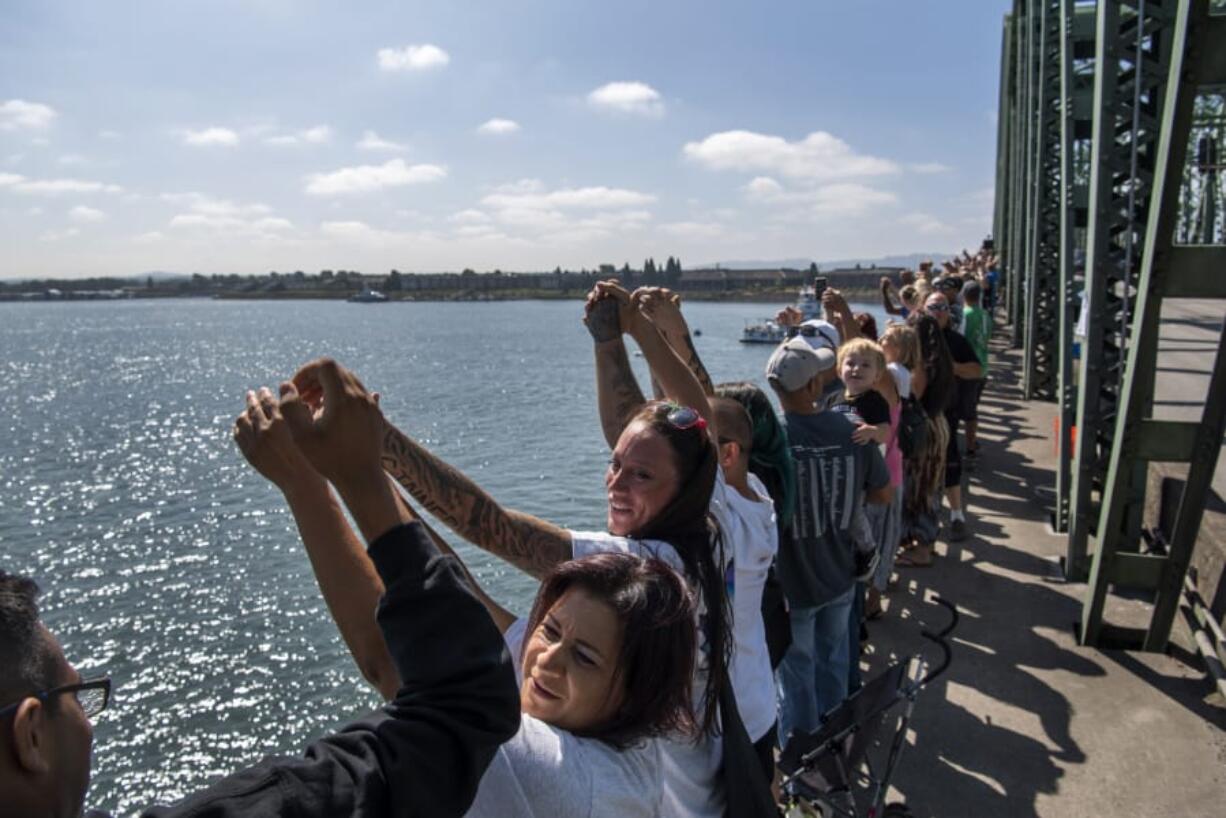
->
<box><xmin>583</xmin><ymin>280</ymin><xmax>687</xmax><ymax>344</ymax></box>
<box><xmin>233</xmin><ymin>358</ymin><xmax>386</xmax><ymax>497</ymax></box>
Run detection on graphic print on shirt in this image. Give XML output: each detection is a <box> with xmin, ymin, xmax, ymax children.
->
<box><xmin>790</xmin><ymin>443</ymin><xmax>858</xmax><ymax>540</ymax></box>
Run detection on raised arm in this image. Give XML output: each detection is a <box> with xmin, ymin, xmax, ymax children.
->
<box><xmin>880</xmin><ymin>276</ymin><xmax>904</xmax><ymax>316</ymax></box>
<box><xmin>378</xmin><ymin>420</ymin><xmax>572</xmax><ymax>580</ymax></box>
<box><xmin>633</xmin><ymin>287</ymin><xmax>715</xmax><ymax>396</ymax></box>
<box><xmin>585</xmin><ymin>284</ymin><xmax>647</xmax><ymax>449</ymax></box>
<box><xmin>823</xmin><ymin>288</ymin><xmax>860</xmax><ymax>343</ymax></box>
<box><xmin>170</xmin><ymin>358</ymin><xmax>519</xmax><ymax>818</ymax></box>
<box><xmin>627</xmin><ymin>298</ymin><xmax>717</xmax><ymax>440</ymax></box>
<box><xmin>233</xmin><ymin>387</ymin><xmax>399</xmax><ymax>700</ymax></box>
<box><xmin>390</xmin><ymin>482</ymin><xmax>519</xmax><ymax>633</ymax></box>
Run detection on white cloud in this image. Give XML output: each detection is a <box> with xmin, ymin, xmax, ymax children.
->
<box><xmin>742</xmin><ymin>176</ymin><xmax>898</xmax><ymax>218</ymax></box>
<box><xmin>587</xmin><ymin>81</ymin><xmax>664</xmax><ymax>117</ymax></box>
<box><xmin>98</xmin><ymin>129</ymin><xmax>121</xmax><ymax>140</ymax></box>
<box><xmin>900</xmin><ymin>212</ymin><xmax>954</xmax><ymax>234</ymax></box>
<box><xmin>660</xmin><ymin>221</ymin><xmax>726</xmax><ymax>240</ymax></box>
<box><xmin>482</xmin><ymin>185</ymin><xmax>655</xmax><ymax>212</ymax></box>
<box><xmin>683</xmin><ymin>129</ymin><xmax>898</xmax><ymax>181</ymax></box>
<box><xmin>477</xmin><ymin>118</ymin><xmax>520</xmax><ymax>135</ymax></box>
<box><xmin>377</xmin><ymin>44</ymin><xmax>450</xmax><ymax>72</ymax></box>
<box><xmin>909</xmin><ymin>162</ymin><xmax>952</xmax><ymax>174</ymax></box>
<box><xmin>38</xmin><ymin>227</ymin><xmax>79</xmax><ymax>242</ymax></box>
<box><xmin>321</xmin><ymin>220</ymin><xmax>398</xmax><ymax>243</ymax></box>
<box><xmin>490</xmin><ymin>178</ymin><xmax>544</xmax><ymax>195</ymax></box>
<box><xmin>58</xmin><ymin>153</ymin><xmax>87</xmax><ymax>166</ymax></box>
<box><xmin>304</xmin><ymin>158</ymin><xmax>446</xmax><ymax>195</ymax></box>
<box><xmin>1</xmin><ymin>99</ymin><xmax>57</xmax><ymax>131</ymax></box>
<box><xmin>0</xmin><ymin>173</ymin><xmax>123</xmax><ymax>195</ymax></box>
<box><xmin>182</xmin><ymin>127</ymin><xmax>240</xmax><ymax>147</ymax></box>
<box><xmin>356</xmin><ymin>130</ymin><xmax>408</xmax><ymax>152</ymax></box>
<box><xmin>161</xmin><ymin>192</ymin><xmax>271</xmax><ymax>217</ymax></box>
<box><xmin>473</xmin><ymin>181</ymin><xmax>655</xmax><ymax>243</ymax></box>
<box><xmin>449</xmin><ymin>208</ymin><xmax>491</xmax><ymax>225</ymax></box>
<box><xmin>132</xmin><ymin>230</ymin><xmax>166</xmax><ymax>244</ymax></box>
<box><xmin>69</xmin><ymin>205</ymin><xmax>106</xmax><ymax>222</ymax></box>
<box><xmin>264</xmin><ymin>125</ymin><xmax>332</xmax><ymax>147</ymax></box>
<box><xmin>162</xmin><ymin>193</ymin><xmax>291</xmax><ymax>237</ymax></box>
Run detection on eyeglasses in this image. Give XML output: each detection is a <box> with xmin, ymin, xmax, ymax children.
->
<box><xmin>0</xmin><ymin>677</ymin><xmax>112</xmax><ymax>721</ymax></box>
<box><xmin>926</xmin><ymin>303</ymin><xmax>949</xmax><ymax>313</ymax></box>
<box><xmin>651</xmin><ymin>401</ymin><xmax>707</xmax><ymax>432</ymax></box>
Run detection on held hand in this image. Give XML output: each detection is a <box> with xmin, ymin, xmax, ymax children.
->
<box><xmin>584</xmin><ymin>280</ymin><xmax>638</xmax><ymax>342</ymax></box>
<box><xmin>775</xmin><ymin>305</ymin><xmax>803</xmax><ymax>327</ymax></box>
<box><xmin>879</xmin><ymin>276</ymin><xmax>894</xmax><ymax>292</ymax></box>
<box><xmin>280</xmin><ymin>358</ymin><xmax>385</xmax><ymax>487</ymax></box>
<box><xmin>233</xmin><ymin>387</ymin><xmax>326</xmax><ymax>494</ymax></box>
<box><xmin>851</xmin><ymin>424</ymin><xmax>874</xmax><ymax>445</ymax></box>
<box><xmin>823</xmin><ymin>288</ymin><xmax>850</xmax><ymax>315</ymax></box>
<box><xmin>631</xmin><ymin>287</ymin><xmax>688</xmax><ymax>337</ymax></box>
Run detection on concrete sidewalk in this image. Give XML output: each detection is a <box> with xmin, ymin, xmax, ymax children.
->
<box><xmin>858</xmin><ymin>332</ymin><xmax>1226</xmax><ymax>817</ymax></box>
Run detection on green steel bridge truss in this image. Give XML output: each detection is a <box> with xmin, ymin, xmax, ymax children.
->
<box><xmin>993</xmin><ymin>0</ymin><xmax>1226</xmax><ymax>648</ymax></box>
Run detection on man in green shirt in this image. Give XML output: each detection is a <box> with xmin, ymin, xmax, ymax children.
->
<box><xmin>961</xmin><ymin>280</ymin><xmax>990</xmax><ymax>462</ymax></box>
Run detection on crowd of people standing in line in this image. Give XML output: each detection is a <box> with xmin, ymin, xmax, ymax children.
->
<box><xmin>0</xmin><ymin>247</ymin><xmax>998</xmax><ymax>817</ymax></box>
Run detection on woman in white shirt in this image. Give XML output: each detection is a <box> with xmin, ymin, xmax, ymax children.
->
<box><xmin>233</xmin><ymin>375</ymin><xmax>702</xmax><ymax>818</ymax></box>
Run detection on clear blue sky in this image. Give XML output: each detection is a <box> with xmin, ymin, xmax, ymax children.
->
<box><xmin>1</xmin><ymin>0</ymin><xmax>1010</xmax><ymax>278</ymax></box>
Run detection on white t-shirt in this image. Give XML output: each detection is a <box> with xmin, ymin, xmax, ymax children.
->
<box><xmin>465</xmin><ymin>620</ymin><xmax>665</xmax><ymax>818</ymax></box>
<box><xmin>888</xmin><ymin>361</ymin><xmax>912</xmax><ymax>399</ymax></box>
<box><xmin>569</xmin><ymin>530</ymin><xmax>724</xmax><ymax>818</ymax></box>
<box><xmin>708</xmin><ymin>471</ymin><xmax>779</xmax><ymax>742</ymax></box>
<box><xmin>569</xmin><ymin>469</ymin><xmax>778</xmax><ymax>816</ymax></box>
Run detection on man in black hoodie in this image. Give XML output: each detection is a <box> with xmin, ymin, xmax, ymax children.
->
<box><xmin>0</xmin><ymin>358</ymin><xmax>519</xmax><ymax>818</ymax></box>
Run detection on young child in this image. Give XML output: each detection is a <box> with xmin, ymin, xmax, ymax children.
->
<box><xmin>832</xmin><ymin>338</ymin><xmax>892</xmax><ymax>447</ymax></box>
<box><xmin>830</xmin><ymin>338</ymin><xmax>893</xmax><ymax>690</ymax></box>
<box><xmin>869</xmin><ymin>325</ymin><xmax>921</xmax><ymax>613</ymax></box>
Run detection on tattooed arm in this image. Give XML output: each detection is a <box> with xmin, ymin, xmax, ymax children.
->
<box><xmin>381</xmin><ymin>421</ymin><xmax>573</xmax><ymax>580</ymax></box>
<box><xmin>627</xmin><ymin>311</ymin><xmax>718</xmax><ymax>441</ymax></box>
<box><xmin>585</xmin><ymin>283</ymin><xmax>649</xmax><ymax>449</ymax></box>
<box><xmin>632</xmin><ymin>287</ymin><xmax>715</xmax><ymax>397</ymax></box>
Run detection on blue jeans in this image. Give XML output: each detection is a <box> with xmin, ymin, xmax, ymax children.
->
<box><xmin>775</xmin><ymin>585</ymin><xmax>855</xmax><ymax>747</ymax></box>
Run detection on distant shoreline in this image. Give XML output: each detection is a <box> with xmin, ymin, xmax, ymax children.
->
<box><xmin>1</xmin><ymin>285</ymin><xmax>881</xmax><ymax>305</ymax></box>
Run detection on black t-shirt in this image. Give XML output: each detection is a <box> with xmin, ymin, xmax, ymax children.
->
<box><xmin>831</xmin><ymin>388</ymin><xmax>891</xmax><ymax>426</ymax></box>
<box><xmin>943</xmin><ymin>327</ymin><xmax>978</xmax><ymax>368</ymax></box>
<box><xmin>943</xmin><ymin>327</ymin><xmax>980</xmax><ymax>418</ymax></box>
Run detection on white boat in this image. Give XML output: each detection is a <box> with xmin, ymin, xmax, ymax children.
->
<box><xmin>348</xmin><ymin>289</ymin><xmax>389</xmax><ymax>303</ymax></box>
<box><xmin>738</xmin><ymin>281</ymin><xmax>821</xmax><ymax>344</ymax></box>
<box><xmin>739</xmin><ymin>319</ymin><xmax>787</xmax><ymax>344</ymax></box>
<box><xmin>796</xmin><ymin>284</ymin><xmax>821</xmax><ymax>320</ymax></box>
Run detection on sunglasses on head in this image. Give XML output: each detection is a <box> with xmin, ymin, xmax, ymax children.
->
<box><xmin>651</xmin><ymin>401</ymin><xmax>707</xmax><ymax>432</ymax></box>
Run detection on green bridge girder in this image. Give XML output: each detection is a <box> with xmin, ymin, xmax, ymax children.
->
<box><xmin>993</xmin><ymin>0</ymin><xmax>1226</xmax><ymax>649</ymax></box>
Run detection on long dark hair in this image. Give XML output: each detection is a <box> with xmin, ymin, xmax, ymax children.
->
<box><xmin>525</xmin><ymin>553</ymin><xmax>697</xmax><ymax>749</ymax></box>
<box><xmin>715</xmin><ymin>381</ymin><xmax>796</xmax><ymax>522</ymax></box>
<box><xmin>907</xmin><ymin>313</ymin><xmax>954</xmax><ymax>418</ymax></box>
<box><xmin>620</xmin><ymin>402</ymin><xmax>729</xmax><ymax>737</ymax></box>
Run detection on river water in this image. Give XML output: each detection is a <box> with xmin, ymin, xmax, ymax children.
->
<box><xmin>0</xmin><ymin>297</ymin><xmax>882</xmax><ymax>814</ymax></box>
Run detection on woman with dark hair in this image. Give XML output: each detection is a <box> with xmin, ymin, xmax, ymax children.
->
<box><xmin>329</xmin><ymin>295</ymin><xmax>763</xmax><ymax>815</ymax></box>
<box><xmin>897</xmin><ymin>313</ymin><xmax>954</xmax><ymax>566</ymax></box>
<box><xmin>235</xmin><ymin>371</ymin><xmax>702</xmax><ymax>818</ymax></box>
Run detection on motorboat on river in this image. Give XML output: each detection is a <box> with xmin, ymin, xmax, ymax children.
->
<box><xmin>348</xmin><ymin>289</ymin><xmax>389</xmax><ymax>303</ymax></box>
<box><xmin>740</xmin><ymin>320</ymin><xmax>787</xmax><ymax>344</ymax></box>
<box><xmin>738</xmin><ymin>281</ymin><xmax>822</xmax><ymax>344</ymax></box>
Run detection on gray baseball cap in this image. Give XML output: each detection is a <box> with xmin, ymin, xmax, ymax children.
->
<box><xmin>766</xmin><ymin>337</ymin><xmax>836</xmax><ymax>392</ymax></box>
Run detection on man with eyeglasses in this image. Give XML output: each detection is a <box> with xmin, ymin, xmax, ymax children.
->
<box><xmin>923</xmin><ymin>293</ymin><xmax>983</xmax><ymax>541</ymax></box>
<box><xmin>0</xmin><ymin>358</ymin><xmax>520</xmax><ymax>818</ymax></box>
